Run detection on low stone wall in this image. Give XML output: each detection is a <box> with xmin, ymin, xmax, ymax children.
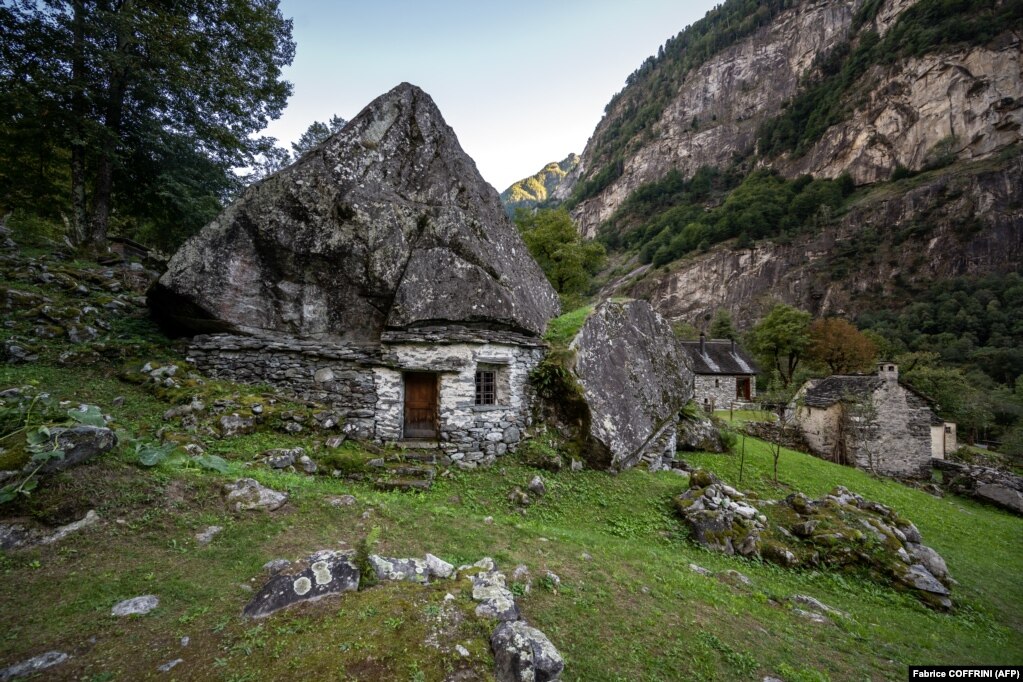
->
<box><xmin>187</xmin><ymin>331</ymin><xmax>545</xmax><ymax>467</ymax></box>
<box><xmin>932</xmin><ymin>459</ymin><xmax>1023</xmax><ymax>515</ymax></box>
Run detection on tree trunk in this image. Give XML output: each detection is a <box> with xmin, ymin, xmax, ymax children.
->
<box><xmin>89</xmin><ymin>1</ymin><xmax>131</xmax><ymax>249</ymax></box>
<box><xmin>69</xmin><ymin>1</ymin><xmax>88</xmax><ymax>244</ymax></box>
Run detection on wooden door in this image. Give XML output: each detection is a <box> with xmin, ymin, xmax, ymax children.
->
<box><xmin>736</xmin><ymin>377</ymin><xmax>751</xmax><ymax>401</ymax></box>
<box><xmin>403</xmin><ymin>372</ymin><xmax>438</xmax><ymax>439</ymax></box>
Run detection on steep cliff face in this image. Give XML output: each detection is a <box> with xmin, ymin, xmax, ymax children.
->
<box><xmin>621</xmin><ymin>154</ymin><xmax>1023</xmax><ymax>325</ymax></box>
<box><xmin>565</xmin><ymin>0</ymin><xmax>1022</xmax><ymax>239</ymax></box>
<box><xmin>568</xmin><ymin>0</ymin><xmax>862</xmax><ymax>237</ymax></box>
<box><xmin>785</xmin><ymin>39</ymin><xmax>1023</xmax><ymax>184</ymax></box>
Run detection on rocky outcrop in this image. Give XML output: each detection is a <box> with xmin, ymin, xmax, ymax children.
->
<box><xmin>151</xmin><ymin>82</ymin><xmax>559</xmax><ymax>340</ymax></box>
<box><xmin>677</xmin><ymin>475</ymin><xmax>956</xmax><ymax>609</ymax></box>
<box><xmin>620</xmin><ymin>156</ymin><xmax>1023</xmax><ymax>326</ymax></box>
<box><xmin>786</xmin><ymin>40</ymin><xmax>1023</xmax><ymax>184</ymax></box>
<box><xmin>567</xmin><ymin>0</ymin><xmax>862</xmax><ymax>236</ymax></box>
<box><xmin>932</xmin><ymin>459</ymin><xmax>1023</xmax><ymax>515</ymax></box>
<box><xmin>676</xmin><ymin>411</ymin><xmax>729</xmax><ymax>453</ymax></box>
<box><xmin>566</xmin><ymin>299</ymin><xmax>694</xmax><ymax>470</ymax></box>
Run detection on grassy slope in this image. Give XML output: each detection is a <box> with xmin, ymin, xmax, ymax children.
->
<box><xmin>0</xmin><ymin>361</ymin><xmax>1020</xmax><ymax>681</ymax></box>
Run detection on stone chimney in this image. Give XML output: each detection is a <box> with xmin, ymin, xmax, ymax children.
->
<box><xmin>700</xmin><ymin>332</ymin><xmax>706</xmax><ymax>355</ymax></box>
<box><xmin>730</xmin><ymin>338</ymin><xmax>736</xmax><ymax>353</ymax></box>
<box><xmin>878</xmin><ymin>362</ymin><xmax>898</xmax><ymax>382</ymax></box>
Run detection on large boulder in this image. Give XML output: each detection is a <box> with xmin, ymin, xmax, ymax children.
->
<box><xmin>150</xmin><ymin>83</ymin><xmax>559</xmax><ymax>340</ymax></box>
<box><xmin>244</xmin><ymin>550</ymin><xmax>360</xmax><ymax>618</ymax></box>
<box><xmin>566</xmin><ymin>300</ymin><xmax>693</xmax><ymax>470</ymax></box>
<box><xmin>37</xmin><ymin>426</ymin><xmax>117</xmax><ymax>474</ymax></box>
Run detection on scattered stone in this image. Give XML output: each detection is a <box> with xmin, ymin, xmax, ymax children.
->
<box><xmin>790</xmin><ymin>594</ymin><xmax>849</xmax><ymax>619</ymax></box>
<box><xmin>527</xmin><ymin>475</ymin><xmax>546</xmax><ymax>497</ymax></box>
<box><xmin>35</xmin><ymin>426</ymin><xmax>117</xmax><ymax>474</ymax></box>
<box><xmin>224</xmin><ymin>478</ymin><xmax>288</xmax><ymax>512</ymax></box>
<box><xmin>180</xmin><ymin>637</ymin><xmax>190</xmax><ymax>647</ymax></box>
<box><xmin>325</xmin><ymin>435</ymin><xmax>347</xmax><ymax>449</ymax></box>
<box><xmin>219</xmin><ymin>414</ymin><xmax>255</xmax><ymax>437</ymax></box>
<box><xmin>0</xmin><ymin>651</ymin><xmax>69</xmax><ymax>681</ymax></box>
<box><xmin>369</xmin><ymin>555</ymin><xmax>429</xmax><ymax>583</ymax></box>
<box><xmin>792</xmin><ymin>608</ymin><xmax>831</xmax><ymax>625</ymax></box>
<box><xmin>455</xmin><ymin>644</ymin><xmax>471</xmax><ymax>657</ymax></box>
<box><xmin>719</xmin><ymin>570</ymin><xmax>753</xmax><ymax>587</ymax></box>
<box><xmin>472</xmin><ymin>571</ymin><xmax>520</xmax><ymax>622</ymax></box>
<box><xmin>195</xmin><ymin>525</ymin><xmax>223</xmax><ymax>545</ymax></box>
<box><xmin>284</xmin><ymin>421</ymin><xmax>303</xmax><ymax>434</ymax></box>
<box><xmin>39</xmin><ymin>509</ymin><xmax>100</xmax><ymax>546</ymax></box>
<box><xmin>508</xmin><ymin>487</ymin><xmax>531</xmax><ymax>506</ymax></box>
<box><xmin>425</xmin><ymin>553</ymin><xmax>455</xmax><ymax>579</ymax></box>
<box><xmin>111</xmin><ymin>595</ymin><xmax>159</xmax><ymax>617</ymax></box>
<box><xmin>157</xmin><ymin>659</ymin><xmax>184</xmax><ymax>673</ymax></box>
<box><xmin>328</xmin><ymin>495</ymin><xmax>357</xmax><ymax>507</ymax></box>
<box><xmin>542</xmin><ymin>571</ymin><xmax>561</xmax><ymax>591</ymax></box>
<box><xmin>570</xmin><ymin>459</ymin><xmax>583</xmax><ymax>472</ymax></box>
<box><xmin>483</xmin><ymin>516</ymin><xmax>494</xmax><ymax>524</ymax></box>
<box><xmin>579</xmin><ymin>552</ymin><xmax>592</xmax><ymax>561</ymax></box>
<box><xmin>244</xmin><ymin>550</ymin><xmax>359</xmax><ymax>619</ymax></box>
<box><xmin>264</xmin><ymin>447</ymin><xmax>303</xmax><ymax>469</ymax></box>
<box><xmin>298</xmin><ymin>455</ymin><xmax>317</xmax><ymax>474</ymax></box>
<box><xmin>112</xmin><ymin>395</ymin><xmax>125</xmax><ymax>407</ymax></box>
<box><xmin>688</xmin><ymin>563</ymin><xmax>713</xmax><ymax>576</ymax></box>
<box><xmin>491</xmin><ymin>620</ymin><xmax>564</xmax><ymax>682</ymax></box>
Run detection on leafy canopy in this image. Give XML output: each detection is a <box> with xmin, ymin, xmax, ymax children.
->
<box><xmin>515</xmin><ymin>208</ymin><xmax>606</xmax><ymax>303</ymax></box>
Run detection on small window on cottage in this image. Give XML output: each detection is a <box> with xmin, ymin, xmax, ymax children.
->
<box><xmin>945</xmin><ymin>425</ymin><xmax>953</xmax><ymax>434</ymax></box>
<box><xmin>475</xmin><ymin>370</ymin><xmax>496</xmax><ymax>405</ymax></box>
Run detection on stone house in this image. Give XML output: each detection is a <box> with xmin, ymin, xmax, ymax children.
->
<box><xmin>788</xmin><ymin>363</ymin><xmax>949</xmax><ymax>479</ymax></box>
<box><xmin>679</xmin><ymin>335</ymin><xmax>757</xmax><ymax>410</ymax></box>
<box><xmin>152</xmin><ymin>84</ymin><xmax>561</xmax><ymax>468</ymax></box>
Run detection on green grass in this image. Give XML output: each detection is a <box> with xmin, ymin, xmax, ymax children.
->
<box><xmin>1</xmin><ymin>250</ymin><xmax>1021</xmax><ymax>680</ymax></box>
<box><xmin>715</xmin><ymin>409</ymin><xmax>777</xmax><ymax>425</ymax></box>
<box><xmin>544</xmin><ymin>305</ymin><xmax>593</xmax><ymax>348</ymax></box>
<box><xmin>1</xmin><ymin>359</ymin><xmax>1020</xmax><ymax>681</ymax></box>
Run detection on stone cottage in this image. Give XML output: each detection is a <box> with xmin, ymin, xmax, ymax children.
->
<box><xmin>679</xmin><ymin>335</ymin><xmax>757</xmax><ymax>410</ymax></box>
<box><xmin>150</xmin><ymin>83</ymin><xmax>561</xmax><ymax>467</ymax></box>
<box><xmin>787</xmin><ymin>363</ymin><xmax>945</xmax><ymax>479</ymax></box>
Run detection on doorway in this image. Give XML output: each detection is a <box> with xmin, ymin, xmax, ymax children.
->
<box><xmin>403</xmin><ymin>372</ymin><xmax>438</xmax><ymax>439</ymax></box>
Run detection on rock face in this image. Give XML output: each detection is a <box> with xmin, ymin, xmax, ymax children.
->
<box><xmin>564</xmin><ymin>0</ymin><xmax>863</xmax><ymax>236</ymax></box>
<box><xmin>491</xmin><ymin>621</ymin><xmax>565</xmax><ymax>682</ymax></box>
<box><xmin>621</xmin><ymin>157</ymin><xmax>1023</xmax><ymax>327</ymax></box>
<box><xmin>501</xmin><ymin>153</ymin><xmax>580</xmax><ymax>215</ymax></box>
<box><xmin>566</xmin><ymin>300</ymin><xmax>694</xmax><ymax>470</ymax></box>
<box><xmin>564</xmin><ymin>1</ymin><xmax>1021</xmax><ymax>238</ymax></box>
<box><xmin>151</xmin><ymin>82</ymin><xmax>559</xmax><ymax>340</ymax></box>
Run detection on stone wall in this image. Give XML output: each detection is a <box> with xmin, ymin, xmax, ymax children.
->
<box><xmin>187</xmin><ymin>331</ymin><xmax>544</xmax><ymax>466</ymax></box>
<box><xmin>850</xmin><ymin>382</ymin><xmax>933</xmax><ymax>479</ymax></box>
<box><xmin>693</xmin><ymin>375</ymin><xmax>755</xmax><ymax>409</ymax></box>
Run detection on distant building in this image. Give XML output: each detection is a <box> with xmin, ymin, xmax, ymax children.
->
<box><xmin>788</xmin><ymin>363</ymin><xmax>952</xmax><ymax>479</ymax></box>
<box><xmin>680</xmin><ymin>334</ymin><xmax>757</xmax><ymax>409</ymax></box>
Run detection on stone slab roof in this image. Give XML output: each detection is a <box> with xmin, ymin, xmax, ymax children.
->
<box><xmin>801</xmin><ymin>375</ymin><xmax>883</xmax><ymax>408</ymax></box>
<box><xmin>680</xmin><ymin>339</ymin><xmax>757</xmax><ymax>376</ymax></box>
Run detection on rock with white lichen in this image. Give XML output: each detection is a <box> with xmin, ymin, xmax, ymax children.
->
<box><xmin>244</xmin><ymin>550</ymin><xmax>359</xmax><ymax>618</ymax></box>
<box><xmin>491</xmin><ymin>620</ymin><xmax>564</xmax><ymax>682</ymax></box>
<box><xmin>368</xmin><ymin>555</ymin><xmax>429</xmax><ymax>583</ymax></box>
<box><xmin>111</xmin><ymin>595</ymin><xmax>159</xmax><ymax>616</ymax></box>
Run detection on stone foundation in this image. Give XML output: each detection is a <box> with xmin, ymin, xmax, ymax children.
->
<box><xmin>187</xmin><ymin>329</ymin><xmax>545</xmax><ymax>466</ymax></box>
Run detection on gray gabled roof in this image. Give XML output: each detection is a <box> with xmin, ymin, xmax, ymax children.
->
<box><xmin>679</xmin><ymin>339</ymin><xmax>757</xmax><ymax>376</ymax></box>
<box><xmin>800</xmin><ymin>375</ymin><xmax>883</xmax><ymax>408</ymax></box>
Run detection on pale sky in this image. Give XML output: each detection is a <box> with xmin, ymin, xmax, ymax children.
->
<box><xmin>260</xmin><ymin>0</ymin><xmax>719</xmax><ymax>191</ymax></box>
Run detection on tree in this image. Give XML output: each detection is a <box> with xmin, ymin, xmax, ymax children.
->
<box><xmin>746</xmin><ymin>303</ymin><xmax>812</xmax><ymax>387</ymax></box>
<box><xmin>709</xmin><ymin>308</ymin><xmax>737</xmax><ymax>339</ymax></box>
<box><xmin>292</xmin><ymin>115</ymin><xmax>347</xmax><ymax>157</ymax></box>
<box><xmin>514</xmin><ymin>208</ymin><xmax>606</xmax><ymax>300</ymax></box>
<box><xmin>0</xmin><ymin>0</ymin><xmax>295</xmax><ymax>249</ymax></box>
<box><xmin>807</xmin><ymin>317</ymin><xmax>878</xmax><ymax>374</ymax></box>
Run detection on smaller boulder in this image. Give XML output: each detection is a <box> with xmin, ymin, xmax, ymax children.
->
<box><xmin>527</xmin><ymin>475</ymin><xmax>546</xmax><ymax>498</ymax></box>
<box><xmin>425</xmin><ymin>553</ymin><xmax>455</xmax><ymax>579</ymax></box>
<box><xmin>491</xmin><ymin>620</ymin><xmax>564</xmax><ymax>682</ymax></box>
<box><xmin>224</xmin><ymin>478</ymin><xmax>288</xmax><ymax>512</ymax></box>
<box><xmin>263</xmin><ymin>447</ymin><xmax>303</xmax><ymax>469</ymax></box>
<box><xmin>112</xmin><ymin>595</ymin><xmax>159</xmax><ymax>616</ymax></box>
<box><xmin>219</xmin><ymin>414</ymin><xmax>255</xmax><ymax>437</ymax></box>
<box><xmin>368</xmin><ymin>555</ymin><xmax>429</xmax><ymax>583</ymax></box>
<box><xmin>244</xmin><ymin>550</ymin><xmax>359</xmax><ymax>618</ymax></box>
<box><xmin>0</xmin><ymin>651</ymin><xmax>69</xmax><ymax>681</ymax></box>
<box><xmin>37</xmin><ymin>426</ymin><xmax>117</xmax><ymax>474</ymax></box>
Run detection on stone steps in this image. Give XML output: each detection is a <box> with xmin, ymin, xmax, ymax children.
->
<box><xmin>373</xmin><ymin>447</ymin><xmax>439</xmax><ymax>491</ymax></box>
